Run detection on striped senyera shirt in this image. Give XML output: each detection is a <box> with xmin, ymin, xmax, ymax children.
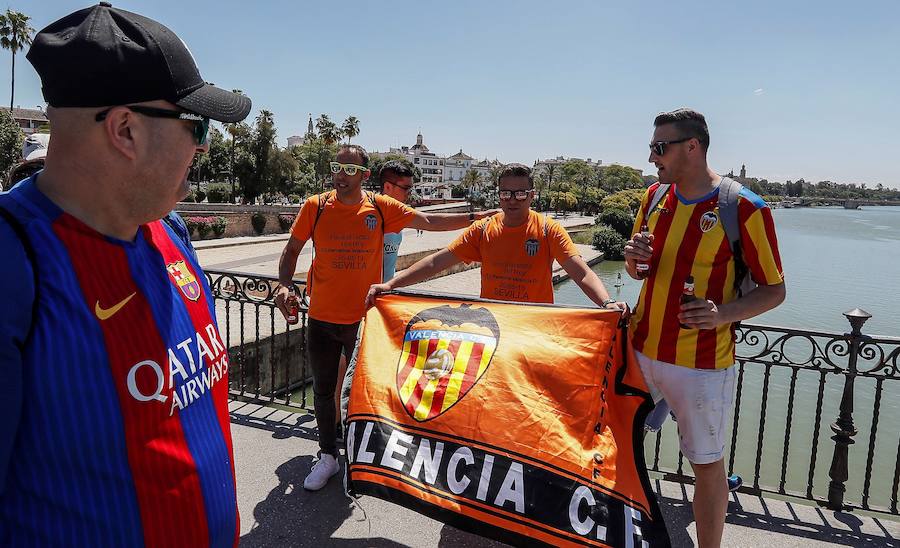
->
<box><xmin>628</xmin><ymin>182</ymin><xmax>784</xmax><ymax>369</ymax></box>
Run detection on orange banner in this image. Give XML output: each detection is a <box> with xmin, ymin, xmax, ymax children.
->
<box><xmin>346</xmin><ymin>292</ymin><xmax>670</xmax><ymax>547</ymax></box>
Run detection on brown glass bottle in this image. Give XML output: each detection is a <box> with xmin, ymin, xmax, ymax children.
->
<box><xmin>679</xmin><ymin>276</ymin><xmax>697</xmax><ymax>329</ymax></box>
<box><xmin>635</xmin><ymin>222</ymin><xmax>651</xmax><ymax>279</ymax></box>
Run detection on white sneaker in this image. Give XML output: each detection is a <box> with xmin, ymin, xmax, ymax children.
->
<box><xmin>303</xmin><ymin>453</ymin><xmax>340</xmax><ymax>491</ymax></box>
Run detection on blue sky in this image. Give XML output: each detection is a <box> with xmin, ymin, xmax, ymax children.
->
<box><xmin>4</xmin><ymin>1</ymin><xmax>899</xmax><ymax>187</ymax></box>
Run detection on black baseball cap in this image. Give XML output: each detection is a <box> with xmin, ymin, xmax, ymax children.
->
<box><xmin>27</xmin><ymin>2</ymin><xmax>251</xmax><ymax>123</ymax></box>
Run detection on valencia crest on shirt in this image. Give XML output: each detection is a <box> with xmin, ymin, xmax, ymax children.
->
<box><xmin>699</xmin><ymin>211</ymin><xmax>719</xmax><ymax>233</ymax></box>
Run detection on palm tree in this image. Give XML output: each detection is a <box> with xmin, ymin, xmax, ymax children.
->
<box><xmin>315</xmin><ymin>114</ymin><xmax>341</xmax><ymax>145</ymax></box>
<box><xmin>543</xmin><ymin>163</ymin><xmax>556</xmax><ymax>214</ymax></box>
<box><xmin>461</xmin><ymin>169</ymin><xmax>482</xmax><ymax>207</ymax></box>
<box><xmin>341</xmin><ymin>116</ymin><xmax>359</xmax><ymax>143</ymax></box>
<box><xmin>0</xmin><ymin>9</ymin><xmax>35</xmax><ymax>112</ymax></box>
<box><xmin>225</xmin><ymin>89</ymin><xmax>244</xmax><ymax>201</ymax></box>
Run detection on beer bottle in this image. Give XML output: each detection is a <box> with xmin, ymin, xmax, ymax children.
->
<box><xmin>679</xmin><ymin>275</ymin><xmax>697</xmax><ymax>329</ymax></box>
<box><xmin>635</xmin><ymin>222</ymin><xmax>652</xmax><ymax>279</ymax></box>
<box><xmin>286</xmin><ymin>288</ymin><xmax>300</xmax><ymax>325</ymax></box>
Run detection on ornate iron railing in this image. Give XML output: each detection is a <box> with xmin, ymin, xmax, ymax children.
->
<box><xmin>205</xmin><ymin>269</ymin><xmax>313</xmax><ymax>409</ymax></box>
<box><xmin>206</xmin><ymin>269</ymin><xmax>900</xmax><ymax>516</ymax></box>
<box><xmin>646</xmin><ymin>311</ymin><xmax>900</xmax><ymax>516</ymax></box>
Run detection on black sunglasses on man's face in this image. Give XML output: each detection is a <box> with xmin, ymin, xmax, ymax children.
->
<box><xmin>95</xmin><ymin>105</ymin><xmax>210</xmax><ymax>146</ymax></box>
<box><xmin>649</xmin><ymin>137</ymin><xmax>692</xmax><ymax>157</ymax></box>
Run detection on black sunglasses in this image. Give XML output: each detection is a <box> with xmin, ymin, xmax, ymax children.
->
<box><xmin>649</xmin><ymin>137</ymin><xmax>692</xmax><ymax>156</ymax></box>
<box><xmin>95</xmin><ymin>105</ymin><xmax>210</xmax><ymax>146</ymax></box>
<box><xmin>386</xmin><ymin>181</ymin><xmax>413</xmax><ymax>192</ymax></box>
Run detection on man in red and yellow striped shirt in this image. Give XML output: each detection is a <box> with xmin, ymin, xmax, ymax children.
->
<box><xmin>625</xmin><ymin>108</ymin><xmax>785</xmax><ymax>548</ymax></box>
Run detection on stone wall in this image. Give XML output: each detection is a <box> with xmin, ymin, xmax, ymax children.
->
<box><xmin>227</xmin><ymin>328</ymin><xmax>309</xmax><ymax>400</ymax></box>
<box><xmin>176</xmin><ymin>205</ymin><xmax>301</xmax><ymax>239</ymax></box>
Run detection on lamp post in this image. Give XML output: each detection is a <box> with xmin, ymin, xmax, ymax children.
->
<box><xmin>826</xmin><ymin>308</ymin><xmax>872</xmax><ymax>510</ymax></box>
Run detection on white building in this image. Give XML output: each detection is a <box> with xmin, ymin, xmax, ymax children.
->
<box><xmin>472</xmin><ymin>158</ymin><xmax>502</xmax><ymax>185</ymax></box>
<box><xmin>443</xmin><ymin>149</ymin><xmax>475</xmax><ymax>185</ymax></box>
<box><xmin>533</xmin><ymin>155</ymin><xmax>604</xmax><ymax>179</ymax></box>
<box><xmin>387</xmin><ymin>132</ymin><xmax>444</xmax><ymax>184</ymax></box>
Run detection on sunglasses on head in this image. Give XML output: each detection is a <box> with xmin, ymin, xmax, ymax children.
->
<box><xmin>330</xmin><ymin>162</ymin><xmax>368</xmax><ymax>176</ymax></box>
<box><xmin>95</xmin><ymin>105</ymin><xmax>210</xmax><ymax>146</ymax></box>
<box><xmin>649</xmin><ymin>136</ymin><xmax>692</xmax><ymax>156</ymax></box>
<box><xmin>498</xmin><ymin>189</ymin><xmax>531</xmax><ymax>200</ymax></box>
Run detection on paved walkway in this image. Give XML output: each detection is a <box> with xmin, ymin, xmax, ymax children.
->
<box><xmin>231</xmin><ymin>402</ymin><xmax>900</xmax><ymax>547</ymax></box>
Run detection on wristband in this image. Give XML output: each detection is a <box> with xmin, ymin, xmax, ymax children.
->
<box><xmin>601</xmin><ymin>298</ymin><xmax>617</xmax><ymax>308</ymax></box>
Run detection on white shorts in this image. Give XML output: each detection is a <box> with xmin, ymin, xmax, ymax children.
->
<box><xmin>636</xmin><ymin>350</ymin><xmax>736</xmax><ymax>465</ymax></box>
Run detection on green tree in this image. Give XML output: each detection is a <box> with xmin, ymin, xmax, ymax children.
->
<box><xmin>191</xmin><ymin>126</ymin><xmax>229</xmax><ymax>193</ymax></box>
<box><xmin>598</xmin><ymin>164</ymin><xmax>643</xmax><ymax>193</ymax></box>
<box><xmin>341</xmin><ymin>115</ymin><xmax>360</xmax><ymax>143</ymax></box>
<box><xmin>0</xmin><ymin>107</ymin><xmax>24</xmax><ymax>182</ymax></box>
<box><xmin>226</xmin><ymin>120</ymin><xmax>251</xmax><ymax>201</ymax></box>
<box><xmin>592</xmin><ymin>225</ymin><xmax>627</xmax><ymax>260</ymax></box>
<box><xmin>240</xmin><ymin>109</ymin><xmax>277</xmax><ymax>203</ymax></box>
<box><xmin>293</xmin><ymin>137</ymin><xmax>338</xmax><ymax>192</ymax></box>
<box><xmin>559</xmin><ymin>159</ymin><xmax>597</xmax><ymax>197</ymax></box>
<box><xmin>551</xmin><ymin>191</ymin><xmax>578</xmax><ymax>212</ymax></box>
<box><xmin>315</xmin><ymin>114</ymin><xmax>341</xmax><ymax>145</ymax></box>
<box><xmin>743</xmin><ymin>178</ymin><xmax>764</xmax><ymax>196</ymax></box>
<box><xmin>596</xmin><ymin>208</ymin><xmax>635</xmax><ymax>238</ymax></box>
<box><xmin>540</xmin><ymin>163</ymin><xmax>557</xmax><ymax>212</ymax></box>
<box><xmin>0</xmin><ymin>10</ymin><xmax>35</xmax><ymax>112</ymax></box>
<box><xmin>600</xmin><ymin>188</ymin><xmax>645</xmax><ymax>214</ymax></box>
<box><xmin>268</xmin><ymin>146</ymin><xmax>300</xmax><ymax>196</ymax></box>
<box><xmin>533</xmin><ymin>173</ymin><xmax>549</xmax><ymax>211</ymax></box>
<box><xmin>579</xmin><ymin>186</ymin><xmax>607</xmax><ymax>216</ymax></box>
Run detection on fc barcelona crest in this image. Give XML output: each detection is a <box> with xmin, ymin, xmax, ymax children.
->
<box><xmin>524</xmin><ymin>238</ymin><xmax>539</xmax><ymax>257</ymax></box>
<box><xmin>166</xmin><ymin>260</ymin><xmax>202</xmax><ymax>301</ymax></box>
<box><xmin>396</xmin><ymin>304</ymin><xmax>500</xmax><ymax>421</ymax></box>
<box><xmin>699</xmin><ymin>211</ymin><xmax>719</xmax><ymax>233</ymax></box>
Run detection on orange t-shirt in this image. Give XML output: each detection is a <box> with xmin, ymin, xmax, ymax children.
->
<box><xmin>448</xmin><ymin>210</ymin><xmax>580</xmax><ymax>303</ymax></box>
<box><xmin>291</xmin><ymin>191</ymin><xmax>416</xmax><ymax>324</ymax></box>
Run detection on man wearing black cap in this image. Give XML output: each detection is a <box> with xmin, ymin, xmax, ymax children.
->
<box><xmin>0</xmin><ymin>4</ymin><xmax>250</xmax><ymax>545</ymax></box>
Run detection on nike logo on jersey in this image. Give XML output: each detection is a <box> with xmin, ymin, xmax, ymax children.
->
<box><xmin>95</xmin><ymin>292</ymin><xmax>137</xmax><ymax>320</ymax></box>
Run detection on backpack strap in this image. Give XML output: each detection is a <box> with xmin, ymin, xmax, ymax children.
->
<box><xmin>717</xmin><ymin>177</ymin><xmax>742</xmax><ymax>254</ymax></box>
<box><xmin>645</xmin><ymin>183</ymin><xmax>671</xmax><ymax>223</ymax></box>
<box><xmin>0</xmin><ymin>205</ymin><xmax>39</xmax><ymax>345</ymax></box>
<box><xmin>717</xmin><ymin>176</ymin><xmax>754</xmax><ymax>297</ymax></box>
<box><xmin>311</xmin><ymin>190</ymin><xmax>335</xmax><ymax>245</ymax></box>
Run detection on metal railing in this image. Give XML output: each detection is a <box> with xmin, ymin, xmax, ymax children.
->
<box><xmin>206</xmin><ymin>269</ymin><xmax>900</xmax><ymax>516</ymax></box>
<box><xmin>646</xmin><ymin>310</ymin><xmax>900</xmax><ymax>516</ymax></box>
<box><xmin>206</xmin><ymin>269</ymin><xmax>313</xmax><ymax>409</ymax></box>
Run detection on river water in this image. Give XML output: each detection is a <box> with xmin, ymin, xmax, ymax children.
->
<box><xmin>554</xmin><ymin>206</ymin><xmax>900</xmax><ymax>509</ymax></box>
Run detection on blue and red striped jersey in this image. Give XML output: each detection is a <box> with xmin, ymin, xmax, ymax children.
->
<box><xmin>0</xmin><ymin>177</ymin><xmax>238</xmax><ymax>546</ymax></box>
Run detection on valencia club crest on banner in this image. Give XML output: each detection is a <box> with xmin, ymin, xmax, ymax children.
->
<box><xmin>396</xmin><ymin>303</ymin><xmax>499</xmax><ymax>421</ymax></box>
